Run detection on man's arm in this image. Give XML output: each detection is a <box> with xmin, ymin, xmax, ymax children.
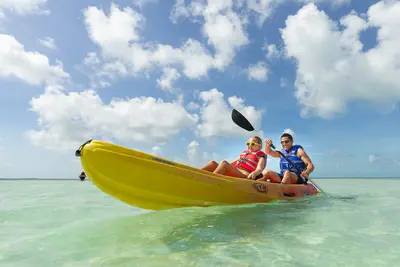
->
<box><xmin>297</xmin><ymin>148</ymin><xmax>314</xmax><ymax>176</ymax></box>
<box><xmin>264</xmin><ymin>142</ymin><xmax>282</xmax><ymax>158</ymax></box>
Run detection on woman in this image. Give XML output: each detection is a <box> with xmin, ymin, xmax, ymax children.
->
<box><xmin>201</xmin><ymin>136</ymin><xmax>267</xmax><ymax>179</ymax></box>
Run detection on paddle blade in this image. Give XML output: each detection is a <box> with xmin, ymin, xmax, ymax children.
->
<box><xmin>231</xmin><ymin>109</ymin><xmax>255</xmax><ymax>132</ymax></box>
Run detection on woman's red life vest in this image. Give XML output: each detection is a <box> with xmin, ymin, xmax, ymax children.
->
<box><xmin>234</xmin><ymin>150</ymin><xmax>267</xmax><ymax>173</ymax></box>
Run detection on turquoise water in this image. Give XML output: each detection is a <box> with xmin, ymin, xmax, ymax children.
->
<box><xmin>1</xmin><ymin>179</ymin><xmax>399</xmax><ymax>266</ymax></box>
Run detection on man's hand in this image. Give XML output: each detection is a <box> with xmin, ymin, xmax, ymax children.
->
<box><xmin>300</xmin><ymin>170</ymin><xmax>309</xmax><ymax>179</ymax></box>
<box><xmin>265</xmin><ymin>138</ymin><xmax>273</xmax><ymax>147</ymax></box>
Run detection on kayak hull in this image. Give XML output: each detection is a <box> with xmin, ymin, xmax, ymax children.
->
<box><xmin>76</xmin><ymin>140</ymin><xmax>319</xmax><ymax>210</ymax></box>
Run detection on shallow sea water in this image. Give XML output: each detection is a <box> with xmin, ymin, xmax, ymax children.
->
<box><xmin>1</xmin><ymin>179</ymin><xmax>399</xmax><ymax>267</ymax></box>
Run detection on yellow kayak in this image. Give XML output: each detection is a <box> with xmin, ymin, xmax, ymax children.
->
<box><xmin>75</xmin><ymin>139</ymin><xmax>319</xmax><ymax>210</ymax></box>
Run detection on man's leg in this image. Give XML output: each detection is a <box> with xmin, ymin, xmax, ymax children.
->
<box><xmin>281</xmin><ymin>171</ymin><xmax>299</xmax><ymax>184</ymax></box>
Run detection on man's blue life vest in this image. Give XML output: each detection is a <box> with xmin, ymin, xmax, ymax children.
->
<box><xmin>279</xmin><ymin>145</ymin><xmax>306</xmax><ymax>175</ymax></box>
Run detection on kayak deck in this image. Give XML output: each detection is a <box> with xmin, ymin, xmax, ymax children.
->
<box><xmin>76</xmin><ymin>140</ymin><xmax>319</xmax><ymax>210</ymax></box>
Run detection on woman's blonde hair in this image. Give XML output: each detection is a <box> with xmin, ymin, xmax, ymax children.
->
<box><xmin>251</xmin><ymin>136</ymin><xmax>262</xmax><ymax>146</ymax></box>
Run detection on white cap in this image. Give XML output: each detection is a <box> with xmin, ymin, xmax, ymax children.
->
<box><xmin>280</xmin><ymin>128</ymin><xmax>295</xmax><ymax>140</ymax></box>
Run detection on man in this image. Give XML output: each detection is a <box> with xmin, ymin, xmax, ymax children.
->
<box><xmin>258</xmin><ymin>132</ymin><xmax>314</xmax><ymax>184</ymax></box>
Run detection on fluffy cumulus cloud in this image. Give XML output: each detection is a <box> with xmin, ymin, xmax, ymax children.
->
<box><xmin>195</xmin><ymin>88</ymin><xmax>264</xmax><ymax>138</ymax></box>
<box><xmin>157</xmin><ymin>67</ymin><xmax>181</xmax><ymax>93</ymax></box>
<box><xmin>0</xmin><ymin>0</ymin><xmax>49</xmax><ymax>19</ymax></box>
<box><xmin>281</xmin><ymin>1</ymin><xmax>400</xmax><ymax>118</ymax></box>
<box><xmin>187</xmin><ymin>140</ymin><xmax>200</xmax><ymax>162</ymax></box>
<box><xmin>82</xmin><ymin>1</ymin><xmax>353</xmax><ymax>90</ymax></box>
<box><xmin>263</xmin><ymin>43</ymin><xmax>282</xmax><ymax>59</ymax></box>
<box><xmin>171</xmin><ymin>0</ymin><xmax>249</xmax><ymax>70</ymax></box>
<box><xmin>0</xmin><ymin>34</ymin><xmax>69</xmax><ymax>86</ymax></box>
<box><xmin>26</xmin><ymin>86</ymin><xmax>199</xmax><ymax>152</ymax></box>
<box><xmin>185</xmin><ymin>140</ymin><xmax>220</xmax><ymax>167</ymax></box>
<box><xmin>26</xmin><ymin>86</ymin><xmax>261</xmax><ymax>152</ymax></box>
<box><xmin>244</xmin><ymin>0</ymin><xmax>350</xmax><ymax>27</ymax></box>
<box><xmin>247</xmin><ymin>61</ymin><xmax>269</xmax><ymax>81</ymax></box>
<box><xmin>83</xmin><ymin>2</ymin><xmax>249</xmax><ymax>88</ymax></box>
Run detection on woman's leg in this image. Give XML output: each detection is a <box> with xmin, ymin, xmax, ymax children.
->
<box><xmin>213</xmin><ymin>160</ymin><xmax>248</xmax><ymax>178</ymax></box>
<box><xmin>257</xmin><ymin>170</ymin><xmax>281</xmax><ymax>183</ymax></box>
<box><xmin>201</xmin><ymin>160</ymin><xmax>218</xmax><ymax>172</ymax></box>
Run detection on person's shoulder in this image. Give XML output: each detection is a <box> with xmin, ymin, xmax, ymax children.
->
<box><xmin>293</xmin><ymin>144</ymin><xmax>304</xmax><ymax>151</ymax></box>
<box><xmin>294</xmin><ymin>145</ymin><xmax>307</xmax><ymax>156</ymax></box>
<box><xmin>255</xmin><ymin>150</ymin><xmax>267</xmax><ymax>157</ymax></box>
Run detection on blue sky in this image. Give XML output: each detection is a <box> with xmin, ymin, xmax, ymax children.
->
<box><xmin>0</xmin><ymin>0</ymin><xmax>399</xmax><ymax>178</ymax></box>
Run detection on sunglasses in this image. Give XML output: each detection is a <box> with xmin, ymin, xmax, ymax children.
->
<box><xmin>246</xmin><ymin>142</ymin><xmax>259</xmax><ymax>146</ymax></box>
<box><xmin>280</xmin><ymin>140</ymin><xmax>291</xmax><ymax>144</ymax></box>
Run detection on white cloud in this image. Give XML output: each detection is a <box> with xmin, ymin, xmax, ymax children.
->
<box><xmin>82</xmin><ymin>1</ymin><xmax>355</xmax><ymax>89</ymax></box>
<box><xmin>83</xmin><ymin>4</ymin><xmax>212</xmax><ymax>81</ymax></box>
<box><xmin>151</xmin><ymin>146</ymin><xmax>162</xmax><ymax>156</ymax></box>
<box><xmin>81</xmin><ymin>52</ymin><xmax>125</xmax><ymax>89</ymax></box>
<box><xmin>263</xmin><ymin>43</ymin><xmax>282</xmax><ymax>59</ymax></box>
<box><xmin>244</xmin><ymin>0</ymin><xmax>350</xmax><ymax>27</ymax></box>
<box><xmin>133</xmin><ymin>0</ymin><xmax>159</xmax><ymax>9</ymax></box>
<box><xmin>170</xmin><ymin>0</ymin><xmax>249</xmax><ymax>69</ymax></box>
<box><xmin>196</xmin><ymin>88</ymin><xmax>264</xmax><ymax>138</ymax></box>
<box><xmin>246</xmin><ymin>0</ymin><xmax>280</xmax><ymax>27</ymax></box>
<box><xmin>187</xmin><ymin>140</ymin><xmax>200</xmax><ymax>162</ymax></box>
<box><xmin>83</xmin><ymin>52</ymin><xmax>100</xmax><ymax>66</ymax></box>
<box><xmin>187</xmin><ymin>101</ymin><xmax>200</xmax><ymax>110</ymax></box>
<box><xmin>26</xmin><ymin>86</ymin><xmax>199</xmax><ymax>152</ymax></box>
<box><xmin>26</xmin><ymin>86</ymin><xmax>265</xmax><ymax>152</ymax></box>
<box><xmin>83</xmin><ymin>2</ymin><xmax>248</xmax><ymax>88</ymax></box>
<box><xmin>247</xmin><ymin>61</ymin><xmax>269</xmax><ymax>81</ymax></box>
<box><xmin>38</xmin><ymin>37</ymin><xmax>57</xmax><ymax>50</ymax></box>
<box><xmin>157</xmin><ymin>67</ymin><xmax>180</xmax><ymax>93</ymax></box>
<box><xmin>281</xmin><ymin>2</ymin><xmax>400</xmax><ymax>119</ymax></box>
<box><xmin>0</xmin><ymin>34</ymin><xmax>69</xmax><ymax>86</ymax></box>
<box><xmin>185</xmin><ymin>140</ymin><xmax>220</xmax><ymax>167</ymax></box>
<box><xmin>0</xmin><ymin>0</ymin><xmax>49</xmax><ymax>18</ymax></box>
<box><xmin>198</xmin><ymin>1</ymin><xmax>249</xmax><ymax>70</ymax></box>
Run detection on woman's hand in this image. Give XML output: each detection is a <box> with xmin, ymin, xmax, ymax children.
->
<box><xmin>247</xmin><ymin>172</ymin><xmax>259</xmax><ymax>180</ymax></box>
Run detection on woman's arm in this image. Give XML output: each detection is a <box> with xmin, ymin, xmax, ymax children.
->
<box><xmin>248</xmin><ymin>156</ymin><xmax>266</xmax><ymax>179</ymax></box>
